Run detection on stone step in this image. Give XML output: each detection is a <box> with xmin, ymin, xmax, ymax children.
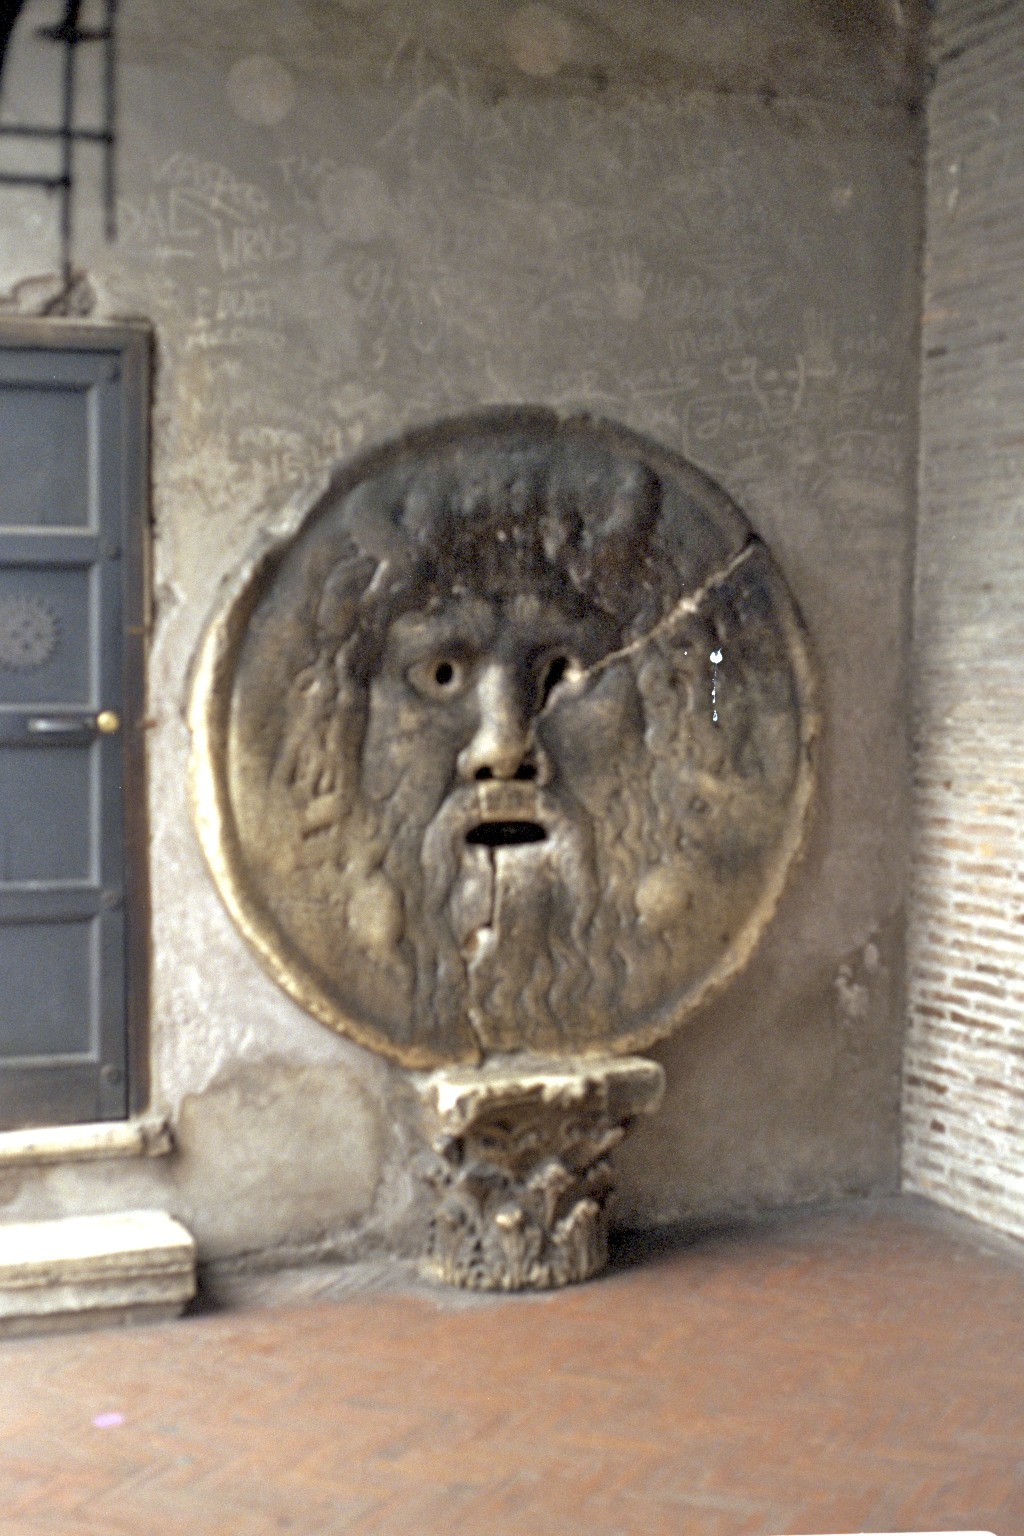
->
<box><xmin>0</xmin><ymin>1210</ymin><xmax>196</xmax><ymax>1338</ymax></box>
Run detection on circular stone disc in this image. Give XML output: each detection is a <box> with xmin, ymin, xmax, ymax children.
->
<box><xmin>190</xmin><ymin>408</ymin><xmax>817</xmax><ymax>1068</ymax></box>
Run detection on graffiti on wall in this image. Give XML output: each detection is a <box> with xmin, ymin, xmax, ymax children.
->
<box><xmin>109</xmin><ymin>62</ymin><xmax>911</xmax><ymax>556</ymax></box>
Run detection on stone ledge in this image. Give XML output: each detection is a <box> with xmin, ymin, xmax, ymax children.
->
<box><xmin>416</xmin><ymin>1053</ymin><xmax>666</xmax><ymax>1134</ymax></box>
<box><xmin>0</xmin><ymin>1115</ymin><xmax>173</xmax><ymax>1169</ymax></box>
<box><xmin>0</xmin><ymin>1210</ymin><xmax>196</xmax><ymax>1337</ymax></box>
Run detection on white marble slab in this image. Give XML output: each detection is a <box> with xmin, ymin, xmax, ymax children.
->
<box><xmin>0</xmin><ymin>1209</ymin><xmax>196</xmax><ymax>1336</ymax></box>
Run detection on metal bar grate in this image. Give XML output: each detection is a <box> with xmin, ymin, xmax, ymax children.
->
<box><xmin>0</xmin><ymin>0</ymin><xmax>119</xmax><ymax>289</ymax></box>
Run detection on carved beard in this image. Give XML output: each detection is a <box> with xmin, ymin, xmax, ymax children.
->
<box><xmin>271</xmin><ymin>652</ymin><xmax>691</xmax><ymax>1056</ymax></box>
<box><xmin>361</xmin><ymin>753</ymin><xmax>658</xmax><ymax>1056</ymax></box>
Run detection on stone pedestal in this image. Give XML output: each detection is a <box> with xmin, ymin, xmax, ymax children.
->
<box><xmin>413</xmin><ymin>1055</ymin><xmax>664</xmax><ymax>1291</ymax></box>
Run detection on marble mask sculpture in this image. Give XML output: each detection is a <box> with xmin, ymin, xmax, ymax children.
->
<box><xmin>190</xmin><ymin>409</ymin><xmax>817</xmax><ymax>1070</ymax></box>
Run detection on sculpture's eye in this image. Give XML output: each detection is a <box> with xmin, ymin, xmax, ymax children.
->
<box><xmin>408</xmin><ymin>657</ymin><xmax>468</xmax><ymax>700</ymax></box>
<box><xmin>539</xmin><ymin>654</ymin><xmax>570</xmax><ymax>707</ymax></box>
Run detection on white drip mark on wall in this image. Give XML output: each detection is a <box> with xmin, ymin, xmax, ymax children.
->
<box><xmin>709</xmin><ymin>647</ymin><xmax>723</xmax><ymax>723</ymax></box>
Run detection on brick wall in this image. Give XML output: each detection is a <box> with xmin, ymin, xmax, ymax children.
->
<box><xmin>903</xmin><ymin>0</ymin><xmax>1024</xmax><ymax>1238</ymax></box>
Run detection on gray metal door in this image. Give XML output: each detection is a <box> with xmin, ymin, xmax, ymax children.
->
<box><xmin>0</xmin><ymin>323</ymin><xmax>149</xmax><ymax>1131</ymax></box>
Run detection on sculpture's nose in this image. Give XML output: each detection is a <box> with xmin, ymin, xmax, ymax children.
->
<box><xmin>457</xmin><ymin>664</ymin><xmax>548</xmax><ymax>784</ymax></box>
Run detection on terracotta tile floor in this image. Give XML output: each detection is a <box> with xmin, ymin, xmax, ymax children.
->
<box><xmin>1</xmin><ymin>1196</ymin><xmax>1022</xmax><ymax>1536</ymax></box>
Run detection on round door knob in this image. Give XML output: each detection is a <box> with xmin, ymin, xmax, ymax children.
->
<box><xmin>96</xmin><ymin>710</ymin><xmax>121</xmax><ymax>735</ymax></box>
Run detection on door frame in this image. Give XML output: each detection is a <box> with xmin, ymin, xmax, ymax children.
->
<box><xmin>0</xmin><ymin>317</ymin><xmax>151</xmax><ymax>1124</ymax></box>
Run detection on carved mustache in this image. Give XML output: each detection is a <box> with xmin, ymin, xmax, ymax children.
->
<box><xmin>423</xmin><ymin>781</ymin><xmax>574</xmax><ymax>851</ymax></box>
<box><xmin>418</xmin><ymin>781</ymin><xmax>599</xmax><ymax>948</ymax></box>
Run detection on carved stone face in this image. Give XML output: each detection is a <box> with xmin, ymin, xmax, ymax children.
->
<box><xmin>191</xmin><ymin>410</ymin><xmax>817</xmax><ymax>1067</ymax></box>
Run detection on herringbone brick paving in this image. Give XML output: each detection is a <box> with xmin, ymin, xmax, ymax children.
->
<box><xmin>1</xmin><ymin>1198</ymin><xmax>1021</xmax><ymax>1536</ymax></box>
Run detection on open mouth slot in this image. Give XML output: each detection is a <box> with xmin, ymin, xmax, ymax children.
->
<box><xmin>466</xmin><ymin>821</ymin><xmax>547</xmax><ymax>848</ymax></box>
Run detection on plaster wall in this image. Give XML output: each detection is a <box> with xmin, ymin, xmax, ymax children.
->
<box><xmin>903</xmin><ymin>0</ymin><xmax>1024</xmax><ymax>1242</ymax></box>
<box><xmin>0</xmin><ymin>0</ymin><xmax>925</xmax><ymax>1263</ymax></box>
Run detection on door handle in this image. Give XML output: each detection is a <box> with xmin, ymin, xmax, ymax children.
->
<box><xmin>26</xmin><ymin>711</ymin><xmax>121</xmax><ymax>737</ymax></box>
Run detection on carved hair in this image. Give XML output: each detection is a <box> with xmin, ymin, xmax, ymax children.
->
<box><xmin>307</xmin><ymin>450</ymin><xmax>674</xmax><ymax>686</ymax></box>
<box><xmin>209</xmin><ymin>413</ymin><xmax>815</xmax><ymax>1065</ymax></box>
